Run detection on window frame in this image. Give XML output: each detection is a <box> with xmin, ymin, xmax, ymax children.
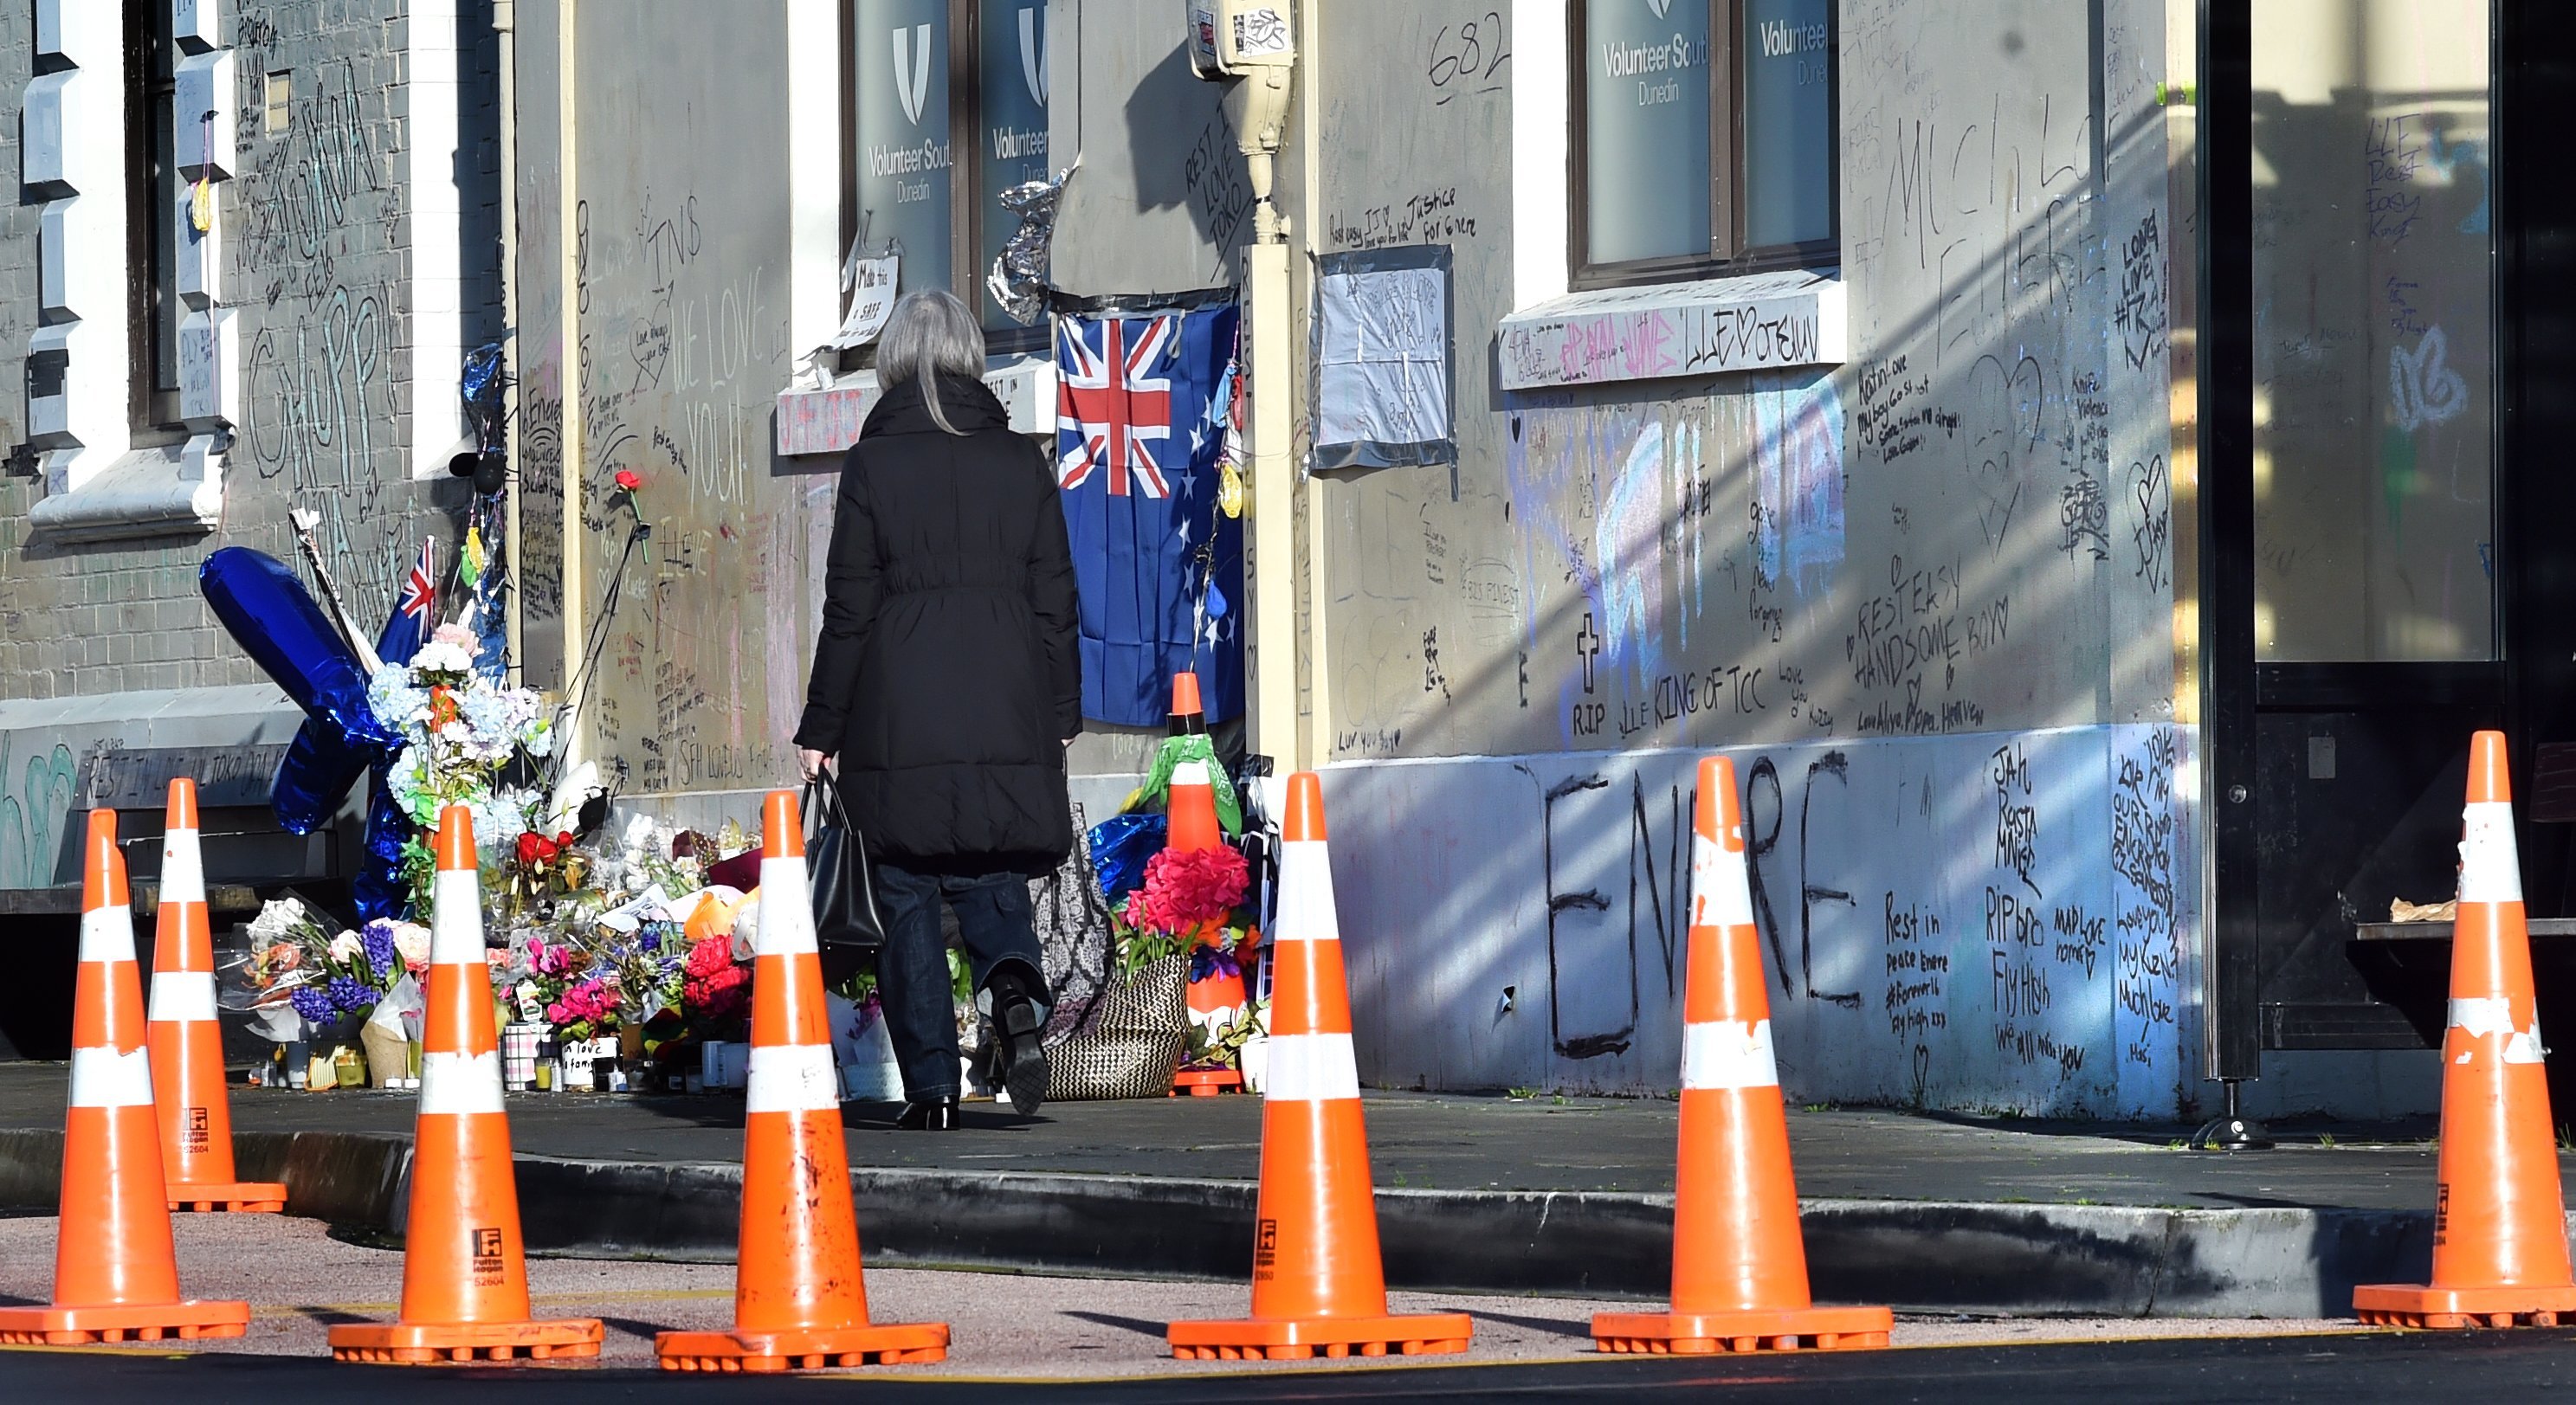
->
<box><xmin>837</xmin><ymin>0</ymin><xmax>1050</xmax><ymax>363</ymax></box>
<box><xmin>124</xmin><ymin>0</ymin><xmax>184</xmax><ymax>435</ymax></box>
<box><xmin>1567</xmin><ymin>0</ymin><xmax>1841</xmax><ymax>291</ymax></box>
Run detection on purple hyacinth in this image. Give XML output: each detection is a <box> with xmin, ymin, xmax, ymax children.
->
<box><xmin>359</xmin><ymin>925</ymin><xmax>397</xmax><ymax>983</ymax></box>
<box><xmin>289</xmin><ymin>985</ymin><xmax>334</xmax><ymax>1022</ymax></box>
<box><xmin>327</xmin><ymin>976</ymin><xmax>375</xmax><ymax>1015</ymax></box>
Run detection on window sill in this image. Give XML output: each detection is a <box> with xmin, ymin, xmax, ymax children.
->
<box><xmin>1496</xmin><ymin>267</ymin><xmax>1845</xmax><ymax>391</ymax></box>
<box><xmin>774</xmin><ymin>351</ymin><xmax>1057</xmax><ymax>459</ymax></box>
<box><xmin>27</xmin><ymin>441</ymin><xmax>221</xmax><ymax>544</ymax></box>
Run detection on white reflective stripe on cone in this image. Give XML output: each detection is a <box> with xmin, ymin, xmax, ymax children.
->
<box><xmin>2449</xmin><ymin>996</ymin><xmax>2548</xmax><ymax>1064</ymax></box>
<box><xmin>1681</xmin><ymin>1018</ymin><xmax>1780</xmax><ymax>1091</ymax></box>
<box><xmin>69</xmin><ymin>1045</ymin><xmax>155</xmax><ymax>1108</ymax></box>
<box><xmin>1693</xmin><ymin>833</ymin><xmax>1755</xmax><ymax>931</ymax></box>
<box><xmin>754</xmin><ymin>854</ymin><xmax>817</xmax><ymax>957</ymax></box>
<box><xmin>148</xmin><ymin>970</ymin><xmax>218</xmax><ymax>1023</ymax></box>
<box><xmin>2459</xmin><ymin>802</ymin><xmax>2524</xmax><ymax>904</ymax></box>
<box><xmin>1173</xmin><ymin>760</ymin><xmax>1210</xmax><ymax>786</ymax></box>
<box><xmin>429</xmin><ymin>869</ymin><xmax>486</xmax><ymax>964</ymax></box>
<box><xmin>1261</xmin><ymin>1032</ymin><xmax>1360</xmax><ymax>1103</ymax></box>
<box><xmin>1271</xmin><ymin>843</ymin><xmax>1340</xmax><ymax>945</ymax></box>
<box><xmin>77</xmin><ymin>904</ymin><xmax>136</xmax><ymax>963</ymax></box>
<box><xmin>160</xmin><ymin>827</ymin><xmax>205</xmax><ymax>902</ymax></box>
<box><xmin>420</xmin><ymin>1050</ymin><xmax>508</xmax><ymax>1115</ymax></box>
<box><xmin>745</xmin><ymin>1042</ymin><xmax>840</xmax><ymax>1113</ymax></box>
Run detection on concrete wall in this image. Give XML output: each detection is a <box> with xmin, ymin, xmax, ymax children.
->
<box><xmin>1261</xmin><ymin>0</ymin><xmax>2203</xmax><ymax>1113</ymax></box>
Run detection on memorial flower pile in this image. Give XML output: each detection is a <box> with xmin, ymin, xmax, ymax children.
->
<box><xmin>370</xmin><ymin>623</ymin><xmax>552</xmax><ymax>837</ymax></box>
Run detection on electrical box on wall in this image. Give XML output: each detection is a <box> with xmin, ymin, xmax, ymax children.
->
<box><xmin>1185</xmin><ymin>0</ymin><xmax>1294</xmax><ymax>79</ymax></box>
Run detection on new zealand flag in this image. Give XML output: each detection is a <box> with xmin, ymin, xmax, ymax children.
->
<box><xmin>1056</xmin><ymin>304</ymin><xmax>1242</xmax><ymax>727</ymax></box>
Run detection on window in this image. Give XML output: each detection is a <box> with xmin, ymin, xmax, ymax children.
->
<box><xmin>125</xmin><ymin>0</ymin><xmax>183</xmax><ymax>431</ymax></box>
<box><xmin>1571</xmin><ymin>0</ymin><xmax>1836</xmax><ymax>287</ymax></box>
<box><xmin>844</xmin><ymin>0</ymin><xmax>1053</xmax><ymax>347</ymax></box>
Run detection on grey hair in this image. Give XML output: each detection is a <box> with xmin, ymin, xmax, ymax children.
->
<box><xmin>876</xmin><ymin>289</ymin><xmax>987</xmax><ymax>435</ymax></box>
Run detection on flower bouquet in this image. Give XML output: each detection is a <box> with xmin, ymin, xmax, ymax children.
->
<box><xmin>235</xmin><ymin>897</ymin><xmax>426</xmax><ymax>1085</ymax></box>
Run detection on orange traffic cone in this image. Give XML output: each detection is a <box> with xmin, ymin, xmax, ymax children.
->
<box><xmin>1169</xmin><ymin>764</ymin><xmax>1223</xmax><ymax>857</ymax></box>
<box><xmin>1594</xmin><ymin>757</ymin><xmax>1890</xmax><ymax>1354</ymax></box>
<box><xmin>149</xmin><ymin>778</ymin><xmax>287</xmax><ymax>1214</ymax></box>
<box><xmin>656</xmin><ymin>790</ymin><xmax>948</xmax><ymax>1371</ymax></box>
<box><xmin>1169</xmin><ymin>670</ymin><xmax>1208</xmax><ymax>736</ymax></box>
<box><xmin>1167</xmin><ymin>773</ymin><xmax>1472</xmax><ymax>1361</ymax></box>
<box><xmin>329</xmin><ymin>806</ymin><xmax>603</xmax><ymax>1364</ymax></box>
<box><xmin>0</xmin><ymin>810</ymin><xmax>249</xmax><ymax>1344</ymax></box>
<box><xmin>2354</xmin><ymin>731</ymin><xmax>2576</xmax><ymax>1328</ymax></box>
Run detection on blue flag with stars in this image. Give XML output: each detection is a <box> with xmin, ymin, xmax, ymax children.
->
<box><xmin>1054</xmin><ymin>303</ymin><xmax>1242</xmax><ymax>727</ymax></box>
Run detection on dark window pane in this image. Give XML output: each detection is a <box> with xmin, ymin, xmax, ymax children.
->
<box><xmin>1741</xmin><ymin>0</ymin><xmax>1833</xmax><ymax>249</ymax></box>
<box><xmin>854</xmin><ymin>0</ymin><xmax>953</xmax><ymax>298</ymax></box>
<box><xmin>1584</xmin><ymin>1</ymin><xmax>1712</xmax><ymax>264</ymax></box>
<box><xmin>977</xmin><ymin>0</ymin><xmax>1050</xmax><ymax>330</ymax></box>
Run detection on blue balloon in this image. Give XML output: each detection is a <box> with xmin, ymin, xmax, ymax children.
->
<box><xmin>1087</xmin><ymin>810</ymin><xmax>1167</xmax><ymax>912</ymax></box>
<box><xmin>200</xmin><ymin>547</ymin><xmax>412</xmax><ymax>921</ymax></box>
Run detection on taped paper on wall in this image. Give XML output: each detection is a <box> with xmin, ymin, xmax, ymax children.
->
<box><xmin>1313</xmin><ymin>244</ymin><xmax>1455</xmax><ymax>471</ymax></box>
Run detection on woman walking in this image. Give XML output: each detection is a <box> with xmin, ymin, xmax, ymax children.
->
<box><xmin>796</xmin><ymin>289</ymin><xmax>1079</xmax><ymax>1129</ymax></box>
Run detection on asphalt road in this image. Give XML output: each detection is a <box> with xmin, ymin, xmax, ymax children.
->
<box><xmin>0</xmin><ymin>1211</ymin><xmax>2547</xmax><ymax>1402</ymax></box>
<box><xmin>7</xmin><ymin>1330</ymin><xmax>2576</xmax><ymax>1402</ymax></box>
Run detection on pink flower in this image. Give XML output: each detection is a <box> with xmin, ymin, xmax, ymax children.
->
<box><xmin>1125</xmin><ymin>844</ymin><xmax>1249</xmax><ymax>937</ymax></box>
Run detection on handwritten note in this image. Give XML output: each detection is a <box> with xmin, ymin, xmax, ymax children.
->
<box><xmin>827</xmin><ymin>255</ymin><xmax>900</xmax><ymax>350</ymax></box>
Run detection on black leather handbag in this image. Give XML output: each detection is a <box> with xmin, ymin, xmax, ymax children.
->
<box><xmin>807</xmin><ymin>769</ymin><xmax>886</xmax><ymax>981</ymax></box>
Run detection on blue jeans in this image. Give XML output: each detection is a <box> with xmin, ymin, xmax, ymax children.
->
<box><xmin>873</xmin><ymin>860</ymin><xmax>1048</xmax><ymax>1101</ymax></box>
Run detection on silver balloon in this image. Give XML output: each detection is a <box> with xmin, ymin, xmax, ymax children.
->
<box><xmin>986</xmin><ymin>167</ymin><xmax>1073</xmax><ymax>326</ymax></box>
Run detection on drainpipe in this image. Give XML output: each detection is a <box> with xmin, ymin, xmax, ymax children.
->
<box><xmin>1227</xmin><ymin>25</ymin><xmax>1300</xmax><ymax>770</ymax></box>
<box><xmin>494</xmin><ymin>0</ymin><xmax>523</xmax><ymax>685</ymax></box>
<box><xmin>555</xmin><ymin>0</ymin><xmax>586</xmax><ymax>771</ymax></box>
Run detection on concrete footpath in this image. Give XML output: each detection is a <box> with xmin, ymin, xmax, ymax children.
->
<box><xmin>0</xmin><ymin>1064</ymin><xmax>2493</xmax><ymax>1320</ymax></box>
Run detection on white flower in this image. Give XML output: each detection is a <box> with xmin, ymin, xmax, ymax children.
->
<box><xmin>390</xmin><ymin>922</ymin><xmax>431</xmax><ymax>966</ymax></box>
<box><xmin>367</xmin><ymin>664</ymin><xmax>429</xmax><ymax>731</ymax></box>
<box><xmin>327</xmin><ymin>930</ymin><xmax>363</xmax><ymax>962</ymax></box>
<box><xmin>409</xmin><ymin>638</ymin><xmax>476</xmax><ymax>677</ymax></box>
<box><xmin>247</xmin><ymin>896</ymin><xmax>308</xmax><ymax>945</ymax></box>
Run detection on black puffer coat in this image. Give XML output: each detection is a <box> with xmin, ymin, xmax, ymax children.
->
<box><xmin>793</xmin><ymin>373</ymin><xmax>1080</xmax><ymax>875</ymax></box>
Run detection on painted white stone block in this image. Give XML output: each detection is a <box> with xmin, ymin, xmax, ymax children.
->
<box><xmin>28</xmin><ymin>325</ymin><xmax>73</xmax><ymax>443</ymax></box>
<box><xmin>175</xmin><ymin>51</ymin><xmax>236</xmax><ymax>179</ymax></box>
<box><xmin>37</xmin><ymin>200</ymin><xmax>73</xmax><ymax>319</ymax></box>
<box><xmin>1496</xmin><ymin>271</ymin><xmax>1848</xmax><ymax>390</ymax></box>
<box><xmin>178</xmin><ymin>306</ymin><xmax>236</xmax><ymax>426</ymax></box>
<box><xmin>23</xmin><ymin>73</ymin><xmax>71</xmax><ymax>192</ymax></box>
<box><xmin>174</xmin><ymin>0</ymin><xmax>222</xmax><ymax>52</ymax></box>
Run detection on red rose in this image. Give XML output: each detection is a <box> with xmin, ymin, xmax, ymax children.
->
<box><xmin>554</xmin><ymin>830</ymin><xmax>575</xmax><ymax>849</ymax></box>
<box><xmin>515</xmin><ymin>832</ymin><xmax>543</xmax><ymax>865</ymax></box>
<box><xmin>614</xmin><ymin>468</ymin><xmax>642</xmax><ymax>492</ymax></box>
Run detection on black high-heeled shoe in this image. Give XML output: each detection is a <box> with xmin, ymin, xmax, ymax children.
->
<box><xmin>896</xmin><ymin>1096</ymin><xmax>959</xmax><ymax>1130</ymax></box>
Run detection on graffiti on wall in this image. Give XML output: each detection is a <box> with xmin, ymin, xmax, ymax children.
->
<box><xmin>1333</xmin><ymin>725</ymin><xmax>2194</xmax><ymax>1117</ymax></box>
<box><xmin>0</xmin><ymin>738</ymin><xmax>78</xmax><ymax>890</ymax></box>
<box><xmin>229</xmin><ymin>35</ymin><xmax>419</xmax><ymax>619</ymax></box>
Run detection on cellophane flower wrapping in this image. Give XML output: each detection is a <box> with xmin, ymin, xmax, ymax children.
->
<box><xmin>236</xmin><ymin>893</ymin><xmax>406</xmax><ymax>1031</ymax></box>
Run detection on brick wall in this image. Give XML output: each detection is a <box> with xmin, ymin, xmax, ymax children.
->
<box><xmin>0</xmin><ymin>0</ymin><xmax>499</xmax><ymax>705</ymax></box>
